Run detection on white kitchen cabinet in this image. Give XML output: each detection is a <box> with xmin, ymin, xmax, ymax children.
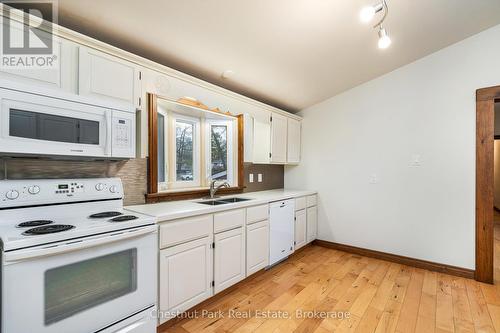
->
<box><xmin>270</xmin><ymin>112</ymin><xmax>287</xmax><ymax>164</ymax></box>
<box><xmin>159</xmin><ymin>236</ymin><xmax>213</xmax><ymax>324</ymax></box>
<box><xmin>214</xmin><ymin>208</ymin><xmax>245</xmax><ymax>233</ymax></box>
<box><xmin>295</xmin><ymin>209</ymin><xmax>307</xmax><ymax>250</ymax></box>
<box><xmin>306</xmin><ymin>206</ymin><xmax>318</xmax><ymax>243</ymax></box>
<box><xmin>0</xmin><ymin>26</ymin><xmax>77</xmax><ymax>92</ymax></box>
<box><xmin>287</xmin><ymin>118</ymin><xmax>301</xmax><ymax>164</ymax></box>
<box><xmin>252</xmin><ymin>115</ymin><xmax>272</xmax><ymax>164</ymax></box>
<box><xmin>78</xmin><ymin>46</ymin><xmax>140</xmax><ymax>108</ymax></box>
<box><xmin>246</xmin><ymin>220</ymin><xmax>269</xmax><ymax>276</ymax></box>
<box><xmin>214</xmin><ymin>227</ymin><xmax>245</xmax><ymax>294</ymax></box>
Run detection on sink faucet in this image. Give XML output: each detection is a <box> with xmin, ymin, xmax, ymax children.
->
<box><xmin>209</xmin><ymin>180</ymin><xmax>230</xmax><ymax>199</ymax></box>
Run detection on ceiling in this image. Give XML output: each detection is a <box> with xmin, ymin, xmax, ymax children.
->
<box><xmin>57</xmin><ymin>0</ymin><xmax>500</xmax><ymax>112</ymax></box>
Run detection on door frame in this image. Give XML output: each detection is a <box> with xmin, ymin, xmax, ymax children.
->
<box><xmin>476</xmin><ymin>85</ymin><xmax>500</xmax><ymax>283</ymax></box>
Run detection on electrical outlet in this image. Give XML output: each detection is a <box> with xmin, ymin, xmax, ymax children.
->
<box><xmin>249</xmin><ymin>174</ymin><xmax>254</xmax><ymax>183</ymax></box>
<box><xmin>258</xmin><ymin>174</ymin><xmax>263</xmax><ymax>182</ymax></box>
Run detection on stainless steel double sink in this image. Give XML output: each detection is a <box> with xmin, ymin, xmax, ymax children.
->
<box><xmin>197</xmin><ymin>197</ymin><xmax>252</xmax><ymax>206</ymax></box>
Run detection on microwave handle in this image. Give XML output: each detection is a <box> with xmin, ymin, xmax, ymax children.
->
<box><xmin>105</xmin><ymin>110</ymin><xmax>112</xmax><ymax>156</ymax></box>
<box><xmin>4</xmin><ymin>225</ymin><xmax>157</xmax><ymax>262</ymax></box>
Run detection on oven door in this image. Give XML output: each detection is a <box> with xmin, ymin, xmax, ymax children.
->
<box><xmin>0</xmin><ymin>88</ymin><xmax>111</xmax><ymax>158</ymax></box>
<box><xmin>2</xmin><ymin>226</ymin><xmax>157</xmax><ymax>333</ymax></box>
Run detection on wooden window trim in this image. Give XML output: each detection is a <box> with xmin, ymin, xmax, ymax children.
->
<box><xmin>146</xmin><ymin>93</ymin><xmax>245</xmax><ymax>203</ymax></box>
<box><xmin>476</xmin><ymin>85</ymin><xmax>500</xmax><ymax>283</ymax></box>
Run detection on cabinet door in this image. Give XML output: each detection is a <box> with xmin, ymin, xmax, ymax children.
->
<box><xmin>159</xmin><ymin>237</ymin><xmax>213</xmax><ymax>324</ymax></box>
<box><xmin>79</xmin><ymin>46</ymin><xmax>140</xmax><ymax>108</ymax></box>
<box><xmin>214</xmin><ymin>228</ymin><xmax>245</xmax><ymax>294</ymax></box>
<box><xmin>295</xmin><ymin>209</ymin><xmax>307</xmax><ymax>250</ymax></box>
<box><xmin>287</xmin><ymin>118</ymin><xmax>301</xmax><ymax>164</ymax></box>
<box><xmin>270</xmin><ymin>113</ymin><xmax>287</xmax><ymax>164</ymax></box>
<box><xmin>253</xmin><ymin>116</ymin><xmax>271</xmax><ymax>163</ymax></box>
<box><xmin>306</xmin><ymin>206</ymin><xmax>318</xmax><ymax>243</ymax></box>
<box><xmin>0</xmin><ymin>22</ymin><xmax>72</xmax><ymax>90</ymax></box>
<box><xmin>246</xmin><ymin>220</ymin><xmax>269</xmax><ymax>276</ymax></box>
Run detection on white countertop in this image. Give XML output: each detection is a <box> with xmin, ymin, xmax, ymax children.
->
<box><xmin>125</xmin><ymin>189</ymin><xmax>317</xmax><ymax>222</ymax></box>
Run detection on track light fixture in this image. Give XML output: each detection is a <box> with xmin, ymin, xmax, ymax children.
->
<box><xmin>360</xmin><ymin>0</ymin><xmax>391</xmax><ymax>49</ymax></box>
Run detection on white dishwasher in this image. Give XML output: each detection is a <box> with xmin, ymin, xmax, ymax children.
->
<box><xmin>269</xmin><ymin>199</ymin><xmax>295</xmax><ymax>266</ymax></box>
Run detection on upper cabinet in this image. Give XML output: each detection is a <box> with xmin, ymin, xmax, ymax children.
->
<box><xmin>243</xmin><ymin>111</ymin><xmax>302</xmax><ymax>165</ymax></box>
<box><xmin>252</xmin><ymin>115</ymin><xmax>272</xmax><ymax>164</ymax></box>
<box><xmin>270</xmin><ymin>112</ymin><xmax>287</xmax><ymax>164</ymax></box>
<box><xmin>78</xmin><ymin>46</ymin><xmax>141</xmax><ymax>109</ymax></box>
<box><xmin>0</xmin><ymin>26</ymin><xmax>78</xmax><ymax>92</ymax></box>
<box><xmin>287</xmin><ymin>118</ymin><xmax>301</xmax><ymax>164</ymax></box>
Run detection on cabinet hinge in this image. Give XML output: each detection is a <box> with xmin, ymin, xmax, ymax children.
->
<box><xmin>211</xmin><ymin>281</ymin><xmax>215</xmax><ymax>287</ymax></box>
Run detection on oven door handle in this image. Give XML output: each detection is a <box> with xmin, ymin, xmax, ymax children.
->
<box><xmin>4</xmin><ymin>225</ymin><xmax>157</xmax><ymax>262</ymax></box>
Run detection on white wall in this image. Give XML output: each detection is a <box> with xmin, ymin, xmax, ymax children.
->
<box><xmin>285</xmin><ymin>24</ymin><xmax>500</xmax><ymax>270</ymax></box>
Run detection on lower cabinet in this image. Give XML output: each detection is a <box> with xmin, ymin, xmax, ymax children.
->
<box><xmin>307</xmin><ymin>206</ymin><xmax>318</xmax><ymax>243</ymax></box>
<box><xmin>294</xmin><ymin>209</ymin><xmax>307</xmax><ymax>250</ymax></box>
<box><xmin>214</xmin><ymin>227</ymin><xmax>246</xmax><ymax>294</ymax></box>
<box><xmin>159</xmin><ymin>236</ymin><xmax>213</xmax><ymax>324</ymax></box>
<box><xmin>246</xmin><ymin>220</ymin><xmax>269</xmax><ymax>276</ymax></box>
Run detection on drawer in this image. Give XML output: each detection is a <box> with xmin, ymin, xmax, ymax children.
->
<box><xmin>306</xmin><ymin>194</ymin><xmax>317</xmax><ymax>207</ymax></box>
<box><xmin>246</xmin><ymin>204</ymin><xmax>268</xmax><ymax>224</ymax></box>
<box><xmin>295</xmin><ymin>197</ymin><xmax>306</xmax><ymax>211</ymax></box>
<box><xmin>159</xmin><ymin>214</ymin><xmax>213</xmax><ymax>249</ymax></box>
<box><xmin>214</xmin><ymin>208</ymin><xmax>245</xmax><ymax>233</ymax></box>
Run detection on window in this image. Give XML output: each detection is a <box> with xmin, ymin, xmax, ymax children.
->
<box><xmin>207</xmin><ymin>120</ymin><xmax>233</xmax><ymax>183</ymax></box>
<box><xmin>172</xmin><ymin>114</ymin><xmax>200</xmax><ymax>188</ymax></box>
<box><xmin>154</xmin><ymin>99</ymin><xmax>236</xmax><ymax>193</ymax></box>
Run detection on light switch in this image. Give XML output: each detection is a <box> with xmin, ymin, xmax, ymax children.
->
<box><xmin>249</xmin><ymin>174</ymin><xmax>254</xmax><ymax>183</ymax></box>
<box><xmin>411</xmin><ymin>154</ymin><xmax>422</xmax><ymax>167</ymax></box>
<box><xmin>258</xmin><ymin>174</ymin><xmax>263</xmax><ymax>182</ymax></box>
<box><xmin>369</xmin><ymin>173</ymin><xmax>378</xmax><ymax>184</ymax></box>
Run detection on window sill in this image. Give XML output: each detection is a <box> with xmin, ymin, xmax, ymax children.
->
<box><xmin>145</xmin><ymin>186</ymin><xmax>245</xmax><ymax>203</ymax></box>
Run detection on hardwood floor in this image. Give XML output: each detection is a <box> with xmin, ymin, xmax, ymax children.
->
<box><xmin>160</xmin><ymin>245</ymin><xmax>500</xmax><ymax>333</ymax></box>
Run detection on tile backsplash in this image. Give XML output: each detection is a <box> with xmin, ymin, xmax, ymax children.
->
<box><xmin>0</xmin><ymin>158</ymin><xmax>284</xmax><ymax>206</ymax></box>
<box><xmin>0</xmin><ymin>157</ymin><xmax>147</xmax><ymax>206</ymax></box>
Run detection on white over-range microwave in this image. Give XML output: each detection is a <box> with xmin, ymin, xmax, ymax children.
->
<box><xmin>0</xmin><ymin>87</ymin><xmax>135</xmax><ymax>159</ymax></box>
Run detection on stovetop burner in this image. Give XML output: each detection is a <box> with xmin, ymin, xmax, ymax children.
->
<box><xmin>89</xmin><ymin>211</ymin><xmax>123</xmax><ymax>218</ymax></box>
<box><xmin>23</xmin><ymin>224</ymin><xmax>75</xmax><ymax>235</ymax></box>
<box><xmin>110</xmin><ymin>215</ymin><xmax>138</xmax><ymax>222</ymax></box>
<box><xmin>17</xmin><ymin>220</ymin><xmax>54</xmax><ymax>228</ymax></box>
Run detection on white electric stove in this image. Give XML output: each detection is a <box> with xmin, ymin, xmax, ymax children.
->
<box><xmin>0</xmin><ymin>178</ymin><xmax>158</xmax><ymax>333</ymax></box>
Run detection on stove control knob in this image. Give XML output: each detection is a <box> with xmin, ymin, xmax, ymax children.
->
<box><xmin>28</xmin><ymin>185</ymin><xmax>40</xmax><ymax>195</ymax></box>
<box><xmin>95</xmin><ymin>183</ymin><xmax>105</xmax><ymax>191</ymax></box>
<box><xmin>6</xmin><ymin>190</ymin><xmax>19</xmax><ymax>200</ymax></box>
<box><xmin>109</xmin><ymin>185</ymin><xmax>118</xmax><ymax>193</ymax></box>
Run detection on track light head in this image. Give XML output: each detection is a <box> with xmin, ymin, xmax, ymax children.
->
<box><xmin>359</xmin><ymin>3</ymin><xmax>384</xmax><ymax>23</ymax></box>
<box><xmin>377</xmin><ymin>27</ymin><xmax>391</xmax><ymax>49</ymax></box>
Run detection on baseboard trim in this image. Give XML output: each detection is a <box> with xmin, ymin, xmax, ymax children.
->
<box><xmin>313</xmin><ymin>239</ymin><xmax>475</xmax><ymax>279</ymax></box>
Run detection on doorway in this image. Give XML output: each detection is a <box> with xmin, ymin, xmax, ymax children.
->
<box><xmin>476</xmin><ymin>85</ymin><xmax>500</xmax><ymax>284</ymax></box>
